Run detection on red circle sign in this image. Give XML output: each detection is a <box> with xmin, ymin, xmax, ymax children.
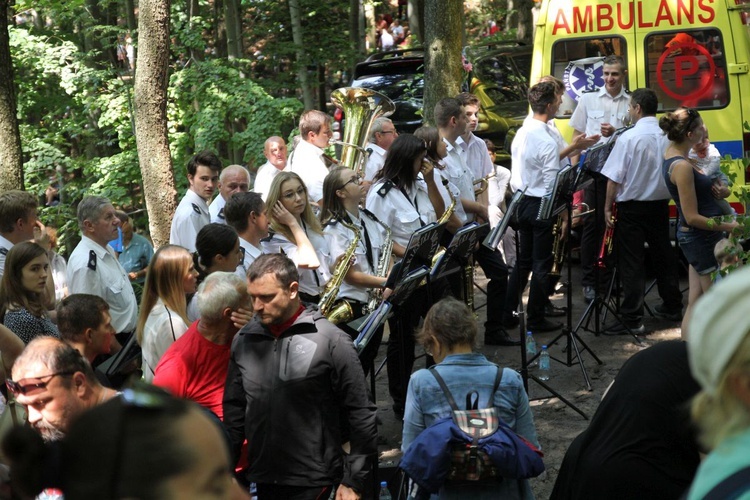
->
<box><xmin>656</xmin><ymin>42</ymin><xmax>715</xmax><ymax>102</ymax></box>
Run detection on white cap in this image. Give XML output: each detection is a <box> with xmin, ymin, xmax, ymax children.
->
<box><xmin>687</xmin><ymin>265</ymin><xmax>750</xmax><ymax>394</ymax></box>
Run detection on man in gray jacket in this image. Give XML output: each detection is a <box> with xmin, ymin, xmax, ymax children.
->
<box><xmin>223</xmin><ymin>254</ymin><xmax>377</xmax><ymax>500</ymax></box>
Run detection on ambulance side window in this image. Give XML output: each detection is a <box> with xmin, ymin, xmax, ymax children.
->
<box><xmin>645</xmin><ymin>29</ymin><xmax>728</xmax><ymax>111</ymax></box>
<box><xmin>550</xmin><ymin>37</ymin><xmax>626</xmax><ymax>118</ymax></box>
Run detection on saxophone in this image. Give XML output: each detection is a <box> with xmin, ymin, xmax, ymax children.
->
<box><xmin>319</xmin><ymin>218</ymin><xmax>361</xmax><ymax>324</ymax></box>
<box><xmin>365</xmin><ymin>216</ymin><xmax>393</xmax><ymax>313</ymax></box>
<box><xmin>429</xmin><ymin>177</ymin><xmax>457</xmax><ymax>268</ymax></box>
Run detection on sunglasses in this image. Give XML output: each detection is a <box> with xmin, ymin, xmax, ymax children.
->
<box><xmin>6</xmin><ymin>371</ymin><xmax>76</xmax><ymax>396</ymax></box>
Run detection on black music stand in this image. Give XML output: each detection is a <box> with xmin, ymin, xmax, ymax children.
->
<box><xmin>490</xmin><ymin>189</ymin><xmax>588</xmax><ymax>419</ymax></box>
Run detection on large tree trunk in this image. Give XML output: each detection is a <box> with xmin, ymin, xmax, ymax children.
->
<box><xmin>0</xmin><ymin>0</ymin><xmax>23</xmax><ymax>191</ymax></box>
<box><xmin>225</xmin><ymin>0</ymin><xmax>243</xmax><ymax>60</ymax></box>
<box><xmin>134</xmin><ymin>0</ymin><xmax>178</xmax><ymax>248</ymax></box>
<box><xmin>349</xmin><ymin>0</ymin><xmax>363</xmax><ymax>57</ymax></box>
<box><xmin>288</xmin><ymin>0</ymin><xmax>314</xmax><ymax>110</ymax></box>
<box><xmin>408</xmin><ymin>0</ymin><xmax>424</xmax><ymax>45</ymax></box>
<box><xmin>423</xmin><ymin>0</ymin><xmax>462</xmax><ymax>126</ymax></box>
<box><xmin>214</xmin><ymin>0</ymin><xmax>228</xmax><ymax>59</ymax></box>
<box><xmin>515</xmin><ymin>0</ymin><xmax>534</xmax><ymax>42</ymax></box>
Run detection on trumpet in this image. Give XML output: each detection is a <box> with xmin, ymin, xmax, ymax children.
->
<box><xmin>596</xmin><ymin>203</ymin><xmax>617</xmax><ymax>269</ymax></box>
<box><xmin>473</xmin><ymin>172</ymin><xmax>496</xmax><ymax>197</ymax></box>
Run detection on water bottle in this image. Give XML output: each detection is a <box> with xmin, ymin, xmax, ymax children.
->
<box><xmin>379</xmin><ymin>481</ymin><xmax>392</xmax><ymax>500</ymax></box>
<box><xmin>539</xmin><ymin>345</ymin><xmax>550</xmax><ymax>381</ymax></box>
<box><xmin>525</xmin><ymin>331</ymin><xmax>538</xmax><ymax>367</ymax></box>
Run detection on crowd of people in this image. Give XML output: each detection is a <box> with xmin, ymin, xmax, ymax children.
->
<box><xmin>0</xmin><ymin>49</ymin><xmax>748</xmax><ymax>499</ymax></box>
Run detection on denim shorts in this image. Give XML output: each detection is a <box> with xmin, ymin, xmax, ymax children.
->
<box><xmin>677</xmin><ymin>228</ymin><xmax>723</xmax><ymax>275</ymax></box>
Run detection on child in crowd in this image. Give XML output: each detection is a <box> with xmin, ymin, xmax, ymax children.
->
<box><xmin>689</xmin><ymin>126</ymin><xmax>734</xmax><ymax>215</ymax></box>
<box><xmin>713</xmin><ymin>237</ymin><xmax>743</xmax><ymax>282</ymax></box>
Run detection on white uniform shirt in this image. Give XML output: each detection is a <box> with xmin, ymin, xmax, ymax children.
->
<box><xmin>366</xmin><ymin>178</ymin><xmax>440</xmax><ymax>247</ymax></box>
<box><xmin>0</xmin><ymin>234</ymin><xmax>13</xmax><ymax>279</ymax></box>
<box><xmin>433</xmin><ymin>167</ymin><xmax>468</xmax><ymax>225</ymax></box>
<box><xmin>364</xmin><ymin>143</ymin><xmax>387</xmax><ymax>182</ymax></box>
<box><xmin>600</xmin><ymin>116</ymin><xmax>671</xmax><ymax>202</ymax></box>
<box><xmin>458</xmin><ymin>134</ymin><xmax>494</xmax><ymax>180</ymax></box>
<box><xmin>254</xmin><ymin>161</ymin><xmax>281</xmax><ymax>201</ymax></box>
<box><xmin>442</xmin><ymin>138</ymin><xmax>476</xmax><ymax>224</ymax></box>
<box><xmin>286</xmin><ymin>140</ymin><xmax>329</xmax><ymax>203</ymax></box>
<box><xmin>141</xmin><ymin>298</ymin><xmax>189</xmax><ymax>382</ymax></box>
<box><xmin>523</xmin><ymin>114</ymin><xmax>571</xmax><ymax>169</ymax></box>
<box><xmin>510</xmin><ymin>118</ymin><xmax>560</xmax><ymax>197</ymax></box>
<box><xmin>209</xmin><ymin>195</ymin><xmax>227</xmax><ymax>224</ymax></box>
<box><xmin>170</xmin><ymin>189</ymin><xmax>210</xmax><ymax>253</ymax></box>
<box><xmin>569</xmin><ymin>86</ymin><xmax>630</xmax><ymax>143</ymax></box>
<box><xmin>67</xmin><ymin>235</ymin><xmax>138</xmax><ymax>333</ymax></box>
<box><xmin>236</xmin><ymin>236</ymin><xmax>262</xmax><ymax>279</ymax></box>
<box><xmin>324</xmin><ymin>210</ymin><xmax>384</xmax><ymax>303</ymax></box>
<box><xmin>261</xmin><ymin>225</ymin><xmax>331</xmax><ymax>297</ymax></box>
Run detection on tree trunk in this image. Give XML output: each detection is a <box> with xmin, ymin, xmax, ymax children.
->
<box><xmin>408</xmin><ymin>0</ymin><xmax>424</xmax><ymax>45</ymax></box>
<box><xmin>349</xmin><ymin>0</ymin><xmax>362</xmax><ymax>57</ymax></box>
<box><xmin>288</xmin><ymin>0</ymin><xmax>314</xmax><ymax>110</ymax></box>
<box><xmin>423</xmin><ymin>0</ymin><xmax>462</xmax><ymax>126</ymax></box>
<box><xmin>0</xmin><ymin>0</ymin><xmax>23</xmax><ymax>191</ymax></box>
<box><xmin>225</xmin><ymin>0</ymin><xmax>243</xmax><ymax>60</ymax></box>
<box><xmin>134</xmin><ymin>0</ymin><xmax>178</xmax><ymax>248</ymax></box>
<box><xmin>188</xmin><ymin>0</ymin><xmax>204</xmax><ymax>61</ymax></box>
<box><xmin>515</xmin><ymin>0</ymin><xmax>534</xmax><ymax>42</ymax></box>
<box><xmin>364</xmin><ymin>1</ymin><xmax>376</xmax><ymax>51</ymax></box>
<box><xmin>214</xmin><ymin>0</ymin><xmax>228</xmax><ymax>59</ymax></box>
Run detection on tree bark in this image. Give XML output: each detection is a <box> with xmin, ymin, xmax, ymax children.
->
<box><xmin>225</xmin><ymin>0</ymin><xmax>243</xmax><ymax>60</ymax></box>
<box><xmin>134</xmin><ymin>0</ymin><xmax>178</xmax><ymax>248</ymax></box>
<box><xmin>288</xmin><ymin>0</ymin><xmax>314</xmax><ymax>110</ymax></box>
<box><xmin>515</xmin><ymin>0</ymin><xmax>534</xmax><ymax>42</ymax></box>
<box><xmin>408</xmin><ymin>0</ymin><xmax>424</xmax><ymax>45</ymax></box>
<box><xmin>214</xmin><ymin>0</ymin><xmax>228</xmax><ymax>59</ymax></box>
<box><xmin>423</xmin><ymin>0</ymin><xmax>462</xmax><ymax>126</ymax></box>
<box><xmin>0</xmin><ymin>0</ymin><xmax>23</xmax><ymax>191</ymax></box>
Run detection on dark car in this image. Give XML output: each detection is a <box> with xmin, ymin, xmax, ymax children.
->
<box><xmin>347</xmin><ymin>42</ymin><xmax>532</xmax><ymax>150</ymax></box>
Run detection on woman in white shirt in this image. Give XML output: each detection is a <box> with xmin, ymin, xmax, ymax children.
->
<box><xmin>137</xmin><ymin>245</ymin><xmax>198</xmax><ymax>381</ymax></box>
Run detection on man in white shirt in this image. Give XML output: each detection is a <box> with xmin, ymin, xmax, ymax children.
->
<box><xmin>254</xmin><ymin>136</ymin><xmax>288</xmax><ymax>201</ymax></box>
<box><xmin>286</xmin><ymin>110</ymin><xmax>333</xmax><ymax>205</ymax></box>
<box><xmin>364</xmin><ymin>117</ymin><xmax>397</xmax><ymax>182</ymax></box>
<box><xmin>569</xmin><ymin>55</ymin><xmax>630</xmax><ymax>303</ymax></box>
<box><xmin>0</xmin><ymin>190</ymin><xmax>38</xmax><ymax>278</ymax></box>
<box><xmin>208</xmin><ymin>164</ymin><xmax>251</xmax><ymax>223</ymax></box>
<box><xmin>455</xmin><ymin>93</ymin><xmax>494</xmax><ymax>181</ymax></box>
<box><xmin>170</xmin><ymin>151</ymin><xmax>221</xmax><ymax>252</ymax></box>
<box><xmin>67</xmin><ymin>196</ymin><xmax>138</xmax><ymax>338</ymax></box>
<box><xmin>503</xmin><ymin>82</ymin><xmax>564</xmax><ymax>333</ymax></box>
<box><xmin>225</xmin><ymin>191</ymin><xmax>268</xmax><ymax>278</ymax></box>
<box><xmin>600</xmin><ymin>88</ymin><xmax>682</xmax><ymax>335</ymax></box>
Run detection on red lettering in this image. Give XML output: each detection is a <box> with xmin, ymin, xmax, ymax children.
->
<box><xmin>573</xmin><ymin>5</ymin><xmax>593</xmax><ymax>33</ymax></box>
<box><xmin>674</xmin><ymin>56</ymin><xmax>700</xmax><ymax>87</ymax></box>
<box><xmin>698</xmin><ymin>0</ymin><xmax>715</xmax><ymax>23</ymax></box>
<box><xmin>676</xmin><ymin>0</ymin><xmax>694</xmax><ymax>24</ymax></box>
<box><xmin>617</xmin><ymin>2</ymin><xmax>634</xmax><ymax>29</ymax></box>
<box><xmin>655</xmin><ymin>0</ymin><xmax>675</xmax><ymax>26</ymax></box>
<box><xmin>597</xmin><ymin>4</ymin><xmax>614</xmax><ymax>31</ymax></box>
<box><xmin>637</xmin><ymin>1</ymin><xmax>653</xmax><ymax>28</ymax></box>
<box><xmin>552</xmin><ymin>9</ymin><xmax>571</xmax><ymax>35</ymax></box>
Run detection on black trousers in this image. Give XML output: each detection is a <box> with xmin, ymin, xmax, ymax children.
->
<box><xmin>256</xmin><ymin>483</ymin><xmax>333</xmax><ymax>500</ymax></box>
<box><xmin>473</xmin><ymin>224</ymin><xmax>509</xmax><ymax>333</ymax></box>
<box><xmin>504</xmin><ymin>196</ymin><xmax>554</xmax><ymax>325</ymax></box>
<box><xmin>615</xmin><ymin>200</ymin><xmax>683</xmax><ymax>324</ymax></box>
<box><xmin>581</xmin><ymin>176</ymin><xmax>614</xmax><ymax>288</ymax></box>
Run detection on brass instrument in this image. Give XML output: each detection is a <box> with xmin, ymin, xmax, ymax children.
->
<box><xmin>365</xmin><ymin>216</ymin><xmax>393</xmax><ymax>314</ymax></box>
<box><xmin>549</xmin><ymin>215</ymin><xmax>565</xmax><ymax>278</ymax></box>
<box><xmin>473</xmin><ymin>172</ymin><xmax>496</xmax><ymax>197</ymax></box>
<box><xmin>330</xmin><ymin>87</ymin><xmax>395</xmax><ymax>177</ymax></box>
<box><xmin>596</xmin><ymin>203</ymin><xmax>617</xmax><ymax>269</ymax></box>
<box><xmin>319</xmin><ymin>218</ymin><xmax>361</xmax><ymax>324</ymax></box>
<box><xmin>430</xmin><ymin>177</ymin><xmax>458</xmax><ymax>268</ymax></box>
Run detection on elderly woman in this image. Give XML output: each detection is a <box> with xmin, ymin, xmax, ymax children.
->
<box><xmin>685</xmin><ymin>265</ymin><xmax>750</xmax><ymax>499</ymax></box>
<box><xmin>402</xmin><ymin>297</ymin><xmax>539</xmax><ymax>499</ymax></box>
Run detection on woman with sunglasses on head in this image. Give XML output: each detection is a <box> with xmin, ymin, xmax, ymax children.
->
<box><xmin>661</xmin><ymin>108</ymin><xmax>739</xmax><ymax>336</ymax></box>
<box><xmin>0</xmin><ymin>242</ymin><xmax>59</xmax><ymax>344</ymax></box>
<box><xmin>262</xmin><ymin>171</ymin><xmax>330</xmax><ymax>304</ymax></box>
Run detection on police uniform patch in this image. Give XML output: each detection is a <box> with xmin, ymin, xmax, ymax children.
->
<box><xmin>87</xmin><ymin>250</ymin><xmax>97</xmax><ymax>271</ymax></box>
<box><xmin>192</xmin><ymin>203</ymin><xmax>201</xmax><ymax>215</ymax></box>
<box><xmin>377</xmin><ymin>180</ymin><xmax>394</xmax><ymax>198</ymax></box>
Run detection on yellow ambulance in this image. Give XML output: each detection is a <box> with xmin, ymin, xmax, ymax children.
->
<box><xmin>531</xmin><ymin>0</ymin><xmax>750</xmax><ymax>213</ymax></box>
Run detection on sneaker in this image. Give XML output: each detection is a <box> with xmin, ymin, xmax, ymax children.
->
<box><xmin>653</xmin><ymin>304</ymin><xmax>682</xmax><ymax>322</ymax></box>
<box><xmin>583</xmin><ymin>286</ymin><xmax>596</xmax><ymax>303</ymax></box>
<box><xmin>603</xmin><ymin>321</ymin><xmax>645</xmax><ymax>336</ymax></box>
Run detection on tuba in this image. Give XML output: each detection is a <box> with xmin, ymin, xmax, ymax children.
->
<box><xmin>330</xmin><ymin>87</ymin><xmax>395</xmax><ymax>176</ymax></box>
<box><xmin>319</xmin><ymin>218</ymin><xmax>361</xmax><ymax>324</ymax></box>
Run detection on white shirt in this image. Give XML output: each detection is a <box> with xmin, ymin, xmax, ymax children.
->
<box><xmin>510</xmin><ymin>118</ymin><xmax>560</xmax><ymax>198</ymax></box>
<box><xmin>209</xmin><ymin>195</ymin><xmax>227</xmax><ymax>224</ymax></box>
<box><xmin>170</xmin><ymin>189</ymin><xmax>210</xmax><ymax>252</ymax></box>
<box><xmin>433</xmin><ymin>167</ymin><xmax>468</xmax><ymax>225</ymax></box>
<box><xmin>366</xmin><ymin>178</ymin><xmax>440</xmax><ymax>247</ymax></box>
<box><xmin>286</xmin><ymin>140</ymin><xmax>329</xmax><ymax>203</ymax></box>
<box><xmin>569</xmin><ymin>86</ymin><xmax>630</xmax><ymax>143</ymax></box>
<box><xmin>324</xmin><ymin>210</ymin><xmax>384</xmax><ymax>303</ymax></box>
<box><xmin>236</xmin><ymin>236</ymin><xmax>262</xmax><ymax>279</ymax></box>
<box><xmin>442</xmin><ymin>138</ymin><xmax>476</xmax><ymax>223</ymax></box>
<box><xmin>600</xmin><ymin>116</ymin><xmax>671</xmax><ymax>202</ymax></box>
<box><xmin>141</xmin><ymin>299</ymin><xmax>189</xmax><ymax>382</ymax></box>
<box><xmin>488</xmin><ymin>165</ymin><xmax>512</xmax><ymax>211</ymax></box>
<box><xmin>381</xmin><ymin>30</ymin><xmax>394</xmax><ymax>51</ymax></box>
<box><xmin>67</xmin><ymin>235</ymin><xmax>138</xmax><ymax>333</ymax></box>
<box><xmin>261</xmin><ymin>225</ymin><xmax>331</xmax><ymax>297</ymax></box>
<box><xmin>254</xmin><ymin>161</ymin><xmax>282</xmax><ymax>201</ymax></box>
<box><xmin>458</xmin><ymin>134</ymin><xmax>494</xmax><ymax>180</ymax></box>
<box><xmin>523</xmin><ymin>114</ymin><xmax>571</xmax><ymax>169</ymax></box>
<box><xmin>0</xmin><ymin>234</ymin><xmax>13</xmax><ymax>279</ymax></box>
<box><xmin>364</xmin><ymin>143</ymin><xmax>387</xmax><ymax>181</ymax></box>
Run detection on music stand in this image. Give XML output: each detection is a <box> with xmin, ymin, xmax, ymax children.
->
<box><xmin>432</xmin><ymin>222</ymin><xmax>485</xmax><ymax>279</ymax></box>
<box><xmin>96</xmin><ymin>332</ymin><xmax>142</xmax><ymax>388</ymax></box>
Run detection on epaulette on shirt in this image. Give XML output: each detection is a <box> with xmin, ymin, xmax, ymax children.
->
<box><xmin>0</xmin><ymin>247</ymin><xmax>6</xmax><ymax>256</ymax></box>
<box><xmin>377</xmin><ymin>180</ymin><xmax>394</xmax><ymax>198</ymax></box>
<box><xmin>192</xmin><ymin>203</ymin><xmax>201</xmax><ymax>215</ymax></box>
<box><xmin>218</xmin><ymin>207</ymin><xmax>225</xmax><ymax>220</ymax></box>
<box><xmin>323</xmin><ymin>218</ymin><xmax>339</xmax><ymax>228</ymax></box>
<box><xmin>87</xmin><ymin>250</ymin><xmax>97</xmax><ymax>271</ymax></box>
<box><xmin>239</xmin><ymin>246</ymin><xmax>245</xmax><ymax>265</ymax></box>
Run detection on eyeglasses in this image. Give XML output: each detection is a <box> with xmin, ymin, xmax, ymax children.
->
<box><xmin>281</xmin><ymin>187</ymin><xmax>306</xmax><ymax>200</ymax></box>
<box><xmin>685</xmin><ymin>108</ymin><xmax>699</xmax><ymax>133</ymax></box>
<box><xmin>6</xmin><ymin>371</ymin><xmax>76</xmax><ymax>396</ymax></box>
<box><xmin>338</xmin><ymin>175</ymin><xmax>362</xmax><ymax>189</ymax></box>
<box><xmin>379</xmin><ymin>129</ymin><xmax>398</xmax><ymax>135</ymax></box>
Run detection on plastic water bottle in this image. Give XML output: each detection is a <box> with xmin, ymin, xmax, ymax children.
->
<box><xmin>525</xmin><ymin>331</ymin><xmax>537</xmax><ymax>367</ymax></box>
<box><xmin>539</xmin><ymin>345</ymin><xmax>550</xmax><ymax>381</ymax></box>
<box><xmin>379</xmin><ymin>481</ymin><xmax>392</xmax><ymax>500</ymax></box>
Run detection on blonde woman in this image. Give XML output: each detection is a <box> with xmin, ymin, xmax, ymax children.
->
<box><xmin>136</xmin><ymin>245</ymin><xmax>198</xmax><ymax>381</ymax></box>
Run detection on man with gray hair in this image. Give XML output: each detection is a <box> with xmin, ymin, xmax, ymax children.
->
<box><xmin>153</xmin><ymin>272</ymin><xmax>250</xmax><ymax>420</ymax></box>
<box><xmin>67</xmin><ymin>196</ymin><xmax>137</xmax><ymax>341</ymax></box>
<box><xmin>364</xmin><ymin>117</ymin><xmax>397</xmax><ymax>182</ymax></box>
<box><xmin>254</xmin><ymin>136</ymin><xmax>288</xmax><ymax>201</ymax></box>
<box><xmin>209</xmin><ymin>164</ymin><xmax>251</xmax><ymax>224</ymax></box>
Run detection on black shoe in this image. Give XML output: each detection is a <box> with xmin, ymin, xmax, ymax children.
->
<box><xmin>527</xmin><ymin>319</ymin><xmax>562</xmax><ymax>333</ymax></box>
<box><xmin>583</xmin><ymin>286</ymin><xmax>595</xmax><ymax>303</ymax></box>
<box><xmin>653</xmin><ymin>304</ymin><xmax>682</xmax><ymax>322</ymax></box>
<box><xmin>485</xmin><ymin>329</ymin><xmax>522</xmax><ymax>346</ymax></box>
<box><xmin>502</xmin><ymin>316</ymin><xmax>519</xmax><ymax>329</ymax></box>
<box><xmin>545</xmin><ymin>304</ymin><xmax>567</xmax><ymax>317</ymax></box>
<box><xmin>603</xmin><ymin>321</ymin><xmax>645</xmax><ymax>336</ymax></box>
